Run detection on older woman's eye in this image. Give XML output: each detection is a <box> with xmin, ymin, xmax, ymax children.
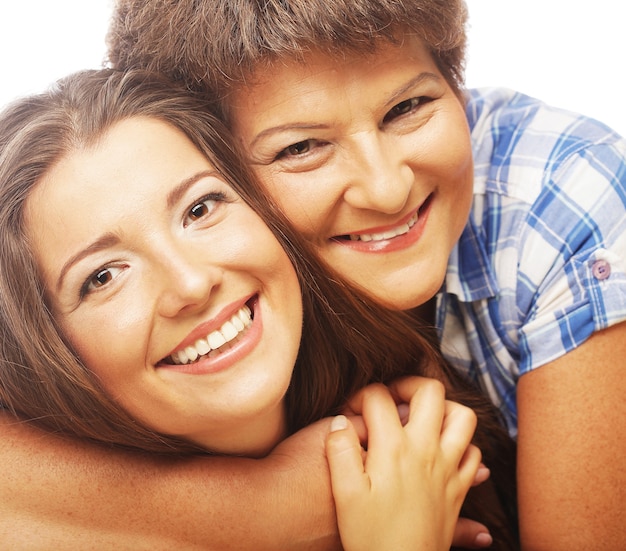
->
<box><xmin>276</xmin><ymin>139</ymin><xmax>321</xmax><ymax>160</ymax></box>
<box><xmin>383</xmin><ymin>97</ymin><xmax>430</xmax><ymax>123</ymax></box>
<box><xmin>287</xmin><ymin>141</ymin><xmax>310</xmax><ymax>155</ymax></box>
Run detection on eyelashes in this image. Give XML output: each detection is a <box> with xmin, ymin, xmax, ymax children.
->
<box><xmin>183</xmin><ymin>191</ymin><xmax>228</xmax><ymax>227</ymax></box>
<box><xmin>382</xmin><ymin>96</ymin><xmax>431</xmax><ymax>124</ymax></box>
<box><xmin>270</xmin><ymin>96</ymin><xmax>433</xmax><ymax>164</ymax></box>
<box><xmin>275</xmin><ymin>139</ymin><xmax>323</xmax><ymax>161</ymax></box>
<box><xmin>80</xmin><ymin>264</ymin><xmax>126</xmax><ymax>298</ymax></box>
<box><xmin>77</xmin><ymin>190</ymin><xmax>233</xmax><ymax>301</ymax></box>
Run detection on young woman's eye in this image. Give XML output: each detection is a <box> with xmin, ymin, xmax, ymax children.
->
<box><xmin>80</xmin><ymin>265</ymin><xmax>124</xmax><ymax>297</ymax></box>
<box><xmin>183</xmin><ymin>192</ymin><xmax>226</xmax><ymax>227</ymax></box>
<box><xmin>383</xmin><ymin>97</ymin><xmax>430</xmax><ymax>124</ymax></box>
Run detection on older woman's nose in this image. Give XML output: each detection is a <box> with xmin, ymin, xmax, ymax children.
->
<box><xmin>342</xmin><ymin>132</ymin><xmax>413</xmax><ymax>214</ymax></box>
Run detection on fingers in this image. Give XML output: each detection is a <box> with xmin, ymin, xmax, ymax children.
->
<box><xmin>389</xmin><ymin>378</ymin><xmax>453</xmax><ymax>461</ymax></box>
<box><xmin>325</xmin><ymin>415</ymin><xmax>367</xmax><ymax>506</ymax></box>
<box><xmin>346</xmin><ymin>384</ymin><xmax>407</xmax><ymax>453</ymax></box>
<box><xmin>388</xmin><ymin>377</ymin><xmax>447</xmax><ymax>444</ymax></box>
<box><xmin>393</xmin><ymin>377</ymin><xmax>479</xmax><ymax>476</ymax></box>
<box><xmin>473</xmin><ymin>463</ymin><xmax>491</xmax><ymax>487</ymax></box>
<box><xmin>344</xmin><ymin>379</ymin><xmax>481</xmax><ymax>487</ymax></box>
<box><xmin>451</xmin><ymin>518</ymin><xmax>494</xmax><ymax>549</ymax></box>
<box><xmin>348</xmin><ymin>379</ymin><xmax>447</xmax><ymax>441</ymax></box>
<box><xmin>387</xmin><ymin>375</ymin><xmax>445</xmax><ymax>408</ymax></box>
<box><xmin>328</xmin><ymin>379</ymin><xmax>489</xmax><ymax>551</ymax></box>
<box><xmin>457</xmin><ymin>443</ymin><xmax>483</xmax><ymax>494</ymax></box>
<box><xmin>440</xmin><ymin>399</ymin><xmax>479</xmax><ymax>467</ymax></box>
<box><xmin>347</xmin><ymin>379</ymin><xmax>479</xmax><ymax>462</ymax></box>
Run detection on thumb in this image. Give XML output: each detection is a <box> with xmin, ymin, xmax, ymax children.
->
<box><xmin>325</xmin><ymin>415</ymin><xmax>367</xmax><ymax>503</ymax></box>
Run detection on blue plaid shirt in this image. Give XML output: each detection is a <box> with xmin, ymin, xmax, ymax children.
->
<box><xmin>437</xmin><ymin>88</ymin><xmax>626</xmax><ymax>437</ymax></box>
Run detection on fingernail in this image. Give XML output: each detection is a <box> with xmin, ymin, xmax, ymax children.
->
<box><xmin>396</xmin><ymin>403</ymin><xmax>410</xmax><ymax>425</ymax></box>
<box><xmin>330</xmin><ymin>415</ymin><xmax>348</xmax><ymax>432</ymax></box>
<box><xmin>474</xmin><ymin>532</ymin><xmax>493</xmax><ymax>547</ymax></box>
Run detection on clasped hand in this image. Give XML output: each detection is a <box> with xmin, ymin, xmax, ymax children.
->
<box><xmin>325</xmin><ymin>376</ymin><xmax>487</xmax><ymax>551</ymax></box>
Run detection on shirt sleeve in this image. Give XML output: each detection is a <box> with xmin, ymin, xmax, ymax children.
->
<box><xmin>517</xmin><ymin>136</ymin><xmax>626</xmax><ymax>374</ymax></box>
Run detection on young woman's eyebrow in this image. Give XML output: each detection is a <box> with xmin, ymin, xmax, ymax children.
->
<box><xmin>166</xmin><ymin>169</ymin><xmax>219</xmax><ymax>209</ymax></box>
<box><xmin>56</xmin><ymin>170</ymin><xmax>220</xmax><ymax>292</ymax></box>
<box><xmin>56</xmin><ymin>232</ymin><xmax>120</xmax><ymax>292</ymax></box>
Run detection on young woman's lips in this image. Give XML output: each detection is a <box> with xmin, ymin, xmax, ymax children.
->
<box><xmin>332</xmin><ymin>194</ymin><xmax>433</xmax><ymax>253</ymax></box>
<box><xmin>157</xmin><ymin>296</ymin><xmax>263</xmax><ymax>375</ymax></box>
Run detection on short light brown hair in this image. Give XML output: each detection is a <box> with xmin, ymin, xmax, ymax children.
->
<box><xmin>108</xmin><ymin>0</ymin><xmax>468</xmax><ymax>105</ymax></box>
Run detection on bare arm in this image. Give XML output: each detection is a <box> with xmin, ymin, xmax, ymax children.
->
<box><xmin>0</xmin><ymin>415</ymin><xmax>341</xmax><ymax>551</ymax></box>
<box><xmin>517</xmin><ymin>321</ymin><xmax>626</xmax><ymax>549</ymax></box>
<box><xmin>0</xmin><ymin>396</ymin><xmax>493</xmax><ymax>549</ymax></box>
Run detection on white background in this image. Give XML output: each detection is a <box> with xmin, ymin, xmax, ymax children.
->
<box><xmin>464</xmin><ymin>1</ymin><xmax>626</xmax><ymax>134</ymax></box>
<box><xmin>1</xmin><ymin>1</ymin><xmax>625</xmax><ymax>135</ymax></box>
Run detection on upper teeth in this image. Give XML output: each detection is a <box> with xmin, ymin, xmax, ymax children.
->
<box><xmin>349</xmin><ymin>212</ymin><xmax>418</xmax><ymax>242</ymax></box>
<box><xmin>170</xmin><ymin>305</ymin><xmax>252</xmax><ymax>365</ymax></box>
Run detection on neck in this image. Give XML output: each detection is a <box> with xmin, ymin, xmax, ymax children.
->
<box><xmin>194</xmin><ymin>403</ymin><xmax>288</xmax><ymax>458</ymax></box>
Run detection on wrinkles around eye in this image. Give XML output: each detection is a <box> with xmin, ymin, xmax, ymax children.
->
<box><xmin>383</xmin><ymin>96</ymin><xmax>431</xmax><ymax>124</ymax></box>
<box><xmin>276</xmin><ymin>138</ymin><xmax>325</xmax><ymax>160</ymax></box>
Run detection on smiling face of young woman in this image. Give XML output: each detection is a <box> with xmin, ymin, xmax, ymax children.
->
<box><xmin>24</xmin><ymin>117</ymin><xmax>303</xmax><ymax>457</ymax></box>
<box><xmin>230</xmin><ymin>34</ymin><xmax>474</xmax><ymax>311</ymax></box>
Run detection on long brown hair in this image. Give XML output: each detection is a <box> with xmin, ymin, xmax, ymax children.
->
<box><xmin>0</xmin><ymin>69</ymin><xmax>517</xmax><ymax>547</ymax></box>
<box><xmin>0</xmin><ymin>67</ymin><xmax>434</xmax><ymax>449</ymax></box>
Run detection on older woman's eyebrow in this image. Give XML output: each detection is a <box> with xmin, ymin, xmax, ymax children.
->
<box><xmin>384</xmin><ymin>71</ymin><xmax>442</xmax><ymax>106</ymax></box>
<box><xmin>248</xmin><ymin>71</ymin><xmax>442</xmax><ymax>148</ymax></box>
<box><xmin>249</xmin><ymin>123</ymin><xmax>330</xmax><ymax>149</ymax></box>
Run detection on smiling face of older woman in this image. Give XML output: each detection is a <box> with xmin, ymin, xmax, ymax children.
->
<box><xmin>230</xmin><ymin>35</ymin><xmax>474</xmax><ymax>311</ymax></box>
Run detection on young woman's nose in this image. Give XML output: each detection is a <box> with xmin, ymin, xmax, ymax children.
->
<box><xmin>342</xmin><ymin>133</ymin><xmax>413</xmax><ymax>214</ymax></box>
<box><xmin>155</xmin><ymin>244</ymin><xmax>222</xmax><ymax>318</ymax></box>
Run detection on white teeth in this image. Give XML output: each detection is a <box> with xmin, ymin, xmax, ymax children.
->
<box><xmin>185</xmin><ymin>345</ymin><xmax>199</xmax><ymax>362</ymax></box>
<box><xmin>348</xmin><ymin>212</ymin><xmax>418</xmax><ymax>242</ymax></box>
<box><xmin>176</xmin><ymin>349</ymin><xmax>189</xmax><ymax>365</ymax></box>
<box><xmin>169</xmin><ymin>304</ymin><xmax>253</xmax><ymax>365</ymax></box>
<box><xmin>239</xmin><ymin>305</ymin><xmax>252</xmax><ymax>321</ymax></box>
<box><xmin>221</xmin><ymin>321</ymin><xmax>239</xmax><ymax>340</ymax></box>
<box><xmin>207</xmin><ymin>330</ymin><xmax>227</xmax><ymax>350</ymax></box>
<box><xmin>195</xmin><ymin>338</ymin><xmax>211</xmax><ymax>356</ymax></box>
<box><xmin>231</xmin><ymin>315</ymin><xmax>245</xmax><ymax>332</ymax></box>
